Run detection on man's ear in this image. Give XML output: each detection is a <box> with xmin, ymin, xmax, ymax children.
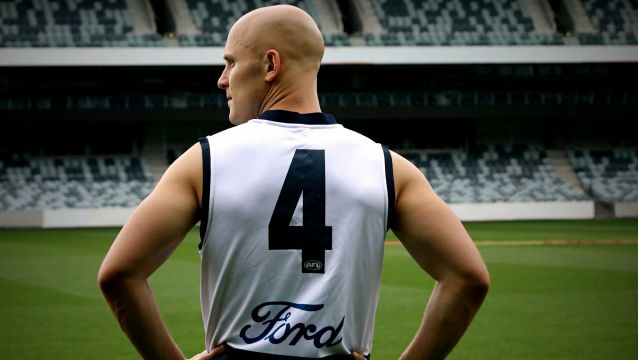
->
<box><xmin>264</xmin><ymin>49</ymin><xmax>280</xmax><ymax>82</ymax></box>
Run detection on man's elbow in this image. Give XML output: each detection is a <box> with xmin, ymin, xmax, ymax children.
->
<box><xmin>97</xmin><ymin>262</ymin><xmax>134</xmax><ymax>301</ymax></box>
<box><xmin>98</xmin><ymin>264</ymin><xmax>119</xmax><ymax>298</ymax></box>
<box><xmin>464</xmin><ymin>266</ymin><xmax>490</xmax><ymax>305</ymax></box>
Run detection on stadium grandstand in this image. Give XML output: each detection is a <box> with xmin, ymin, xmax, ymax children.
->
<box><xmin>1</xmin><ymin>0</ymin><xmax>637</xmax><ymax>227</ymax></box>
<box><xmin>2</xmin><ymin>0</ymin><xmax>638</xmax><ymax>47</ymax></box>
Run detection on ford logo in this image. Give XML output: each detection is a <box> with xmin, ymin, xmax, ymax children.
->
<box><xmin>303</xmin><ymin>260</ymin><xmax>323</xmax><ymax>271</ymax></box>
<box><xmin>240</xmin><ymin>301</ymin><xmax>344</xmax><ymax>348</ymax></box>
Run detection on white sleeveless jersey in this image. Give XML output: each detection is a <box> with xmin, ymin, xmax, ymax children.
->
<box><xmin>198</xmin><ymin>110</ymin><xmax>394</xmax><ymax>358</ymax></box>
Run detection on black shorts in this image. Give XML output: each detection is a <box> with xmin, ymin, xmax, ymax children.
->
<box><xmin>215</xmin><ymin>346</ymin><xmax>370</xmax><ymax>360</ymax></box>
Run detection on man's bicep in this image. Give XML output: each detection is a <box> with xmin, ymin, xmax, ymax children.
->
<box><xmin>100</xmin><ymin>146</ymin><xmax>202</xmax><ymax>279</ymax></box>
<box><xmin>391</xmin><ymin>154</ymin><xmax>483</xmax><ymax>282</ymax></box>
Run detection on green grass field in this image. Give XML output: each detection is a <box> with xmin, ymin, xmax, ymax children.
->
<box><xmin>1</xmin><ymin>219</ymin><xmax>637</xmax><ymax>359</ymax></box>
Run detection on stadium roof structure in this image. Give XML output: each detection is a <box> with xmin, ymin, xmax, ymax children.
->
<box><xmin>1</xmin><ymin>46</ymin><xmax>638</xmax><ymax>67</ymax></box>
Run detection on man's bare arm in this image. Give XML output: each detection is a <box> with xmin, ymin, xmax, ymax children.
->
<box><xmin>98</xmin><ymin>144</ymin><xmax>203</xmax><ymax>360</ymax></box>
<box><xmin>391</xmin><ymin>151</ymin><xmax>490</xmax><ymax>360</ymax></box>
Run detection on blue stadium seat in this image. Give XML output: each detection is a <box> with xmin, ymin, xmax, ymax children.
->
<box><xmin>577</xmin><ymin>0</ymin><xmax>638</xmax><ymax>45</ymax></box>
<box><xmin>366</xmin><ymin>0</ymin><xmax>564</xmax><ymax>46</ymax></box>
<box><xmin>179</xmin><ymin>0</ymin><xmax>350</xmax><ymax>46</ymax></box>
<box><xmin>568</xmin><ymin>147</ymin><xmax>638</xmax><ymax>202</ymax></box>
<box><xmin>0</xmin><ymin>0</ymin><xmax>160</xmax><ymax>47</ymax></box>
<box><xmin>0</xmin><ymin>154</ymin><xmax>156</xmax><ymax>210</ymax></box>
<box><xmin>404</xmin><ymin>144</ymin><xmax>589</xmax><ymax>203</ymax></box>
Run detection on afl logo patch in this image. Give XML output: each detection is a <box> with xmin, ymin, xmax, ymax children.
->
<box><xmin>303</xmin><ymin>260</ymin><xmax>323</xmax><ymax>271</ymax></box>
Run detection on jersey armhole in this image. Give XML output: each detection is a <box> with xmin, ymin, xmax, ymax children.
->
<box><xmin>198</xmin><ymin>137</ymin><xmax>211</xmax><ymax>251</ymax></box>
<box><xmin>382</xmin><ymin>145</ymin><xmax>397</xmax><ymax>231</ymax></box>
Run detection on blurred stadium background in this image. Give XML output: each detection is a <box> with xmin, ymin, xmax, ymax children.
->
<box><xmin>0</xmin><ymin>0</ymin><xmax>637</xmax><ymax>226</ymax></box>
<box><xmin>1</xmin><ymin>1</ymin><xmax>638</xmax><ymax>359</ymax></box>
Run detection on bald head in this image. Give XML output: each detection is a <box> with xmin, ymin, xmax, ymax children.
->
<box><xmin>229</xmin><ymin>5</ymin><xmax>324</xmax><ymax>69</ymax></box>
<box><xmin>218</xmin><ymin>5</ymin><xmax>325</xmax><ymax>124</ymax></box>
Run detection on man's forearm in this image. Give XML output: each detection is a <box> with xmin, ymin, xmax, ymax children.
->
<box><xmin>400</xmin><ymin>278</ymin><xmax>488</xmax><ymax>360</ymax></box>
<box><xmin>100</xmin><ymin>275</ymin><xmax>184</xmax><ymax>360</ymax></box>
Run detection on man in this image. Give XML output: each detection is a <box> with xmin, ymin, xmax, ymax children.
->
<box><xmin>98</xmin><ymin>5</ymin><xmax>489</xmax><ymax>360</ymax></box>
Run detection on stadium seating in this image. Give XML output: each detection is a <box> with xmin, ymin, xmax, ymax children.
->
<box><xmin>319</xmin><ymin>90</ymin><xmax>637</xmax><ymax>109</ymax></box>
<box><xmin>568</xmin><ymin>147</ymin><xmax>638</xmax><ymax>202</ymax></box>
<box><xmin>179</xmin><ymin>0</ymin><xmax>351</xmax><ymax>46</ymax></box>
<box><xmin>0</xmin><ymin>154</ymin><xmax>155</xmax><ymax>210</ymax></box>
<box><xmin>0</xmin><ymin>0</ymin><xmax>163</xmax><ymax>47</ymax></box>
<box><xmin>404</xmin><ymin>144</ymin><xmax>589</xmax><ymax>203</ymax></box>
<box><xmin>0</xmin><ymin>93</ymin><xmax>229</xmax><ymax>110</ymax></box>
<box><xmin>3</xmin><ymin>0</ymin><xmax>638</xmax><ymax>47</ymax></box>
<box><xmin>577</xmin><ymin>0</ymin><xmax>638</xmax><ymax>45</ymax></box>
<box><xmin>0</xmin><ymin>0</ymin><xmax>352</xmax><ymax>47</ymax></box>
<box><xmin>5</xmin><ymin>90</ymin><xmax>635</xmax><ymax>111</ymax></box>
<box><xmin>1</xmin><ymin>146</ymin><xmax>622</xmax><ymax>210</ymax></box>
<box><xmin>365</xmin><ymin>0</ymin><xmax>564</xmax><ymax>46</ymax></box>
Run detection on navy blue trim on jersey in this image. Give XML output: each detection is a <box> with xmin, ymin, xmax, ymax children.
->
<box><xmin>199</xmin><ymin>137</ymin><xmax>211</xmax><ymax>251</ymax></box>
<box><xmin>216</xmin><ymin>346</ymin><xmax>370</xmax><ymax>360</ymax></box>
<box><xmin>259</xmin><ymin>110</ymin><xmax>337</xmax><ymax>125</ymax></box>
<box><xmin>382</xmin><ymin>145</ymin><xmax>396</xmax><ymax>231</ymax></box>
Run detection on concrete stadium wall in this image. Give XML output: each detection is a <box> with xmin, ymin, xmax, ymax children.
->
<box><xmin>3</xmin><ymin>46</ymin><xmax>638</xmax><ymax>66</ymax></box>
<box><xmin>0</xmin><ymin>201</ymin><xmax>596</xmax><ymax>228</ymax></box>
<box><xmin>41</xmin><ymin>208</ymin><xmax>135</xmax><ymax>228</ymax></box>
<box><xmin>0</xmin><ymin>208</ymin><xmax>134</xmax><ymax>228</ymax></box>
<box><xmin>615</xmin><ymin>202</ymin><xmax>638</xmax><ymax>218</ymax></box>
<box><xmin>0</xmin><ymin>211</ymin><xmax>43</xmax><ymax>227</ymax></box>
<box><xmin>450</xmin><ymin>201</ymin><xmax>595</xmax><ymax>221</ymax></box>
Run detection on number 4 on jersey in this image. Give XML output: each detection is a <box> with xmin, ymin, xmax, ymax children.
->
<box><xmin>269</xmin><ymin>149</ymin><xmax>332</xmax><ymax>274</ymax></box>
